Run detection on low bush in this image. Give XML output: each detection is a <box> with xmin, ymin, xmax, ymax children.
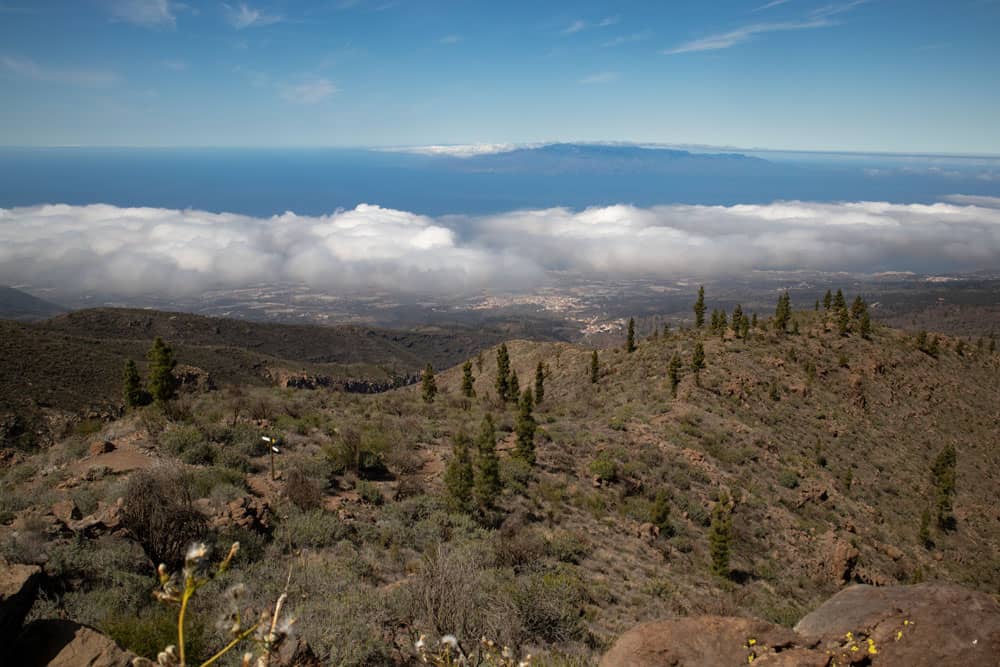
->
<box><xmin>275</xmin><ymin>509</ymin><xmax>351</xmax><ymax>551</ymax></box>
<box><xmin>121</xmin><ymin>467</ymin><xmax>208</xmax><ymax>568</ymax></box>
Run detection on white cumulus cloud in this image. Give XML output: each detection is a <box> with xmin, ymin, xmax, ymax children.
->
<box><xmin>1</xmin><ymin>198</ymin><xmax>999</xmax><ymax>298</ymax></box>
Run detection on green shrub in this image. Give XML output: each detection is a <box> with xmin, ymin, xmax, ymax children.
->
<box><xmin>104</xmin><ymin>607</ymin><xmax>210</xmax><ymax>664</ymax></box>
<box><xmin>547</xmin><ymin>530</ymin><xmax>592</xmax><ymax>564</ymax></box>
<box><xmin>500</xmin><ymin>457</ymin><xmax>533</xmax><ymax>495</ymax></box>
<box><xmin>188</xmin><ymin>466</ymin><xmax>245</xmax><ymax>498</ymax></box>
<box><xmin>511</xmin><ymin>568</ymin><xmax>586</xmax><ymax>643</ymax></box>
<box><xmin>276</xmin><ymin>509</ymin><xmax>351</xmax><ymax>550</ymax></box>
<box><xmin>589</xmin><ymin>455</ymin><xmax>618</xmax><ymax>483</ymax></box>
<box><xmin>159</xmin><ymin>424</ymin><xmax>206</xmax><ymax>459</ymax></box>
<box><xmin>356</xmin><ymin>480</ymin><xmax>385</xmax><ymax>505</ymax></box>
<box><xmin>74</xmin><ymin>418</ymin><xmax>104</xmax><ymax>437</ymax></box>
<box><xmin>778</xmin><ymin>469</ymin><xmax>800</xmax><ymax>489</ymax></box>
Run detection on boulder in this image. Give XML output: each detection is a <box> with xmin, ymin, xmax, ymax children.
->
<box><xmin>275</xmin><ymin>635</ymin><xmax>322</xmax><ymax>667</ymax></box>
<box><xmin>0</xmin><ymin>560</ymin><xmax>41</xmax><ymax>645</ymax></box>
<box><xmin>795</xmin><ymin>583</ymin><xmax>1000</xmax><ymax>666</ymax></box>
<box><xmin>13</xmin><ymin>619</ymin><xmax>134</xmax><ymax>666</ymax></box>
<box><xmin>51</xmin><ymin>498</ymin><xmax>82</xmax><ymax>525</ymax></box>
<box><xmin>599</xmin><ymin>616</ymin><xmax>821</xmax><ymax>667</ymax></box>
<box><xmin>89</xmin><ymin>440</ymin><xmax>115</xmax><ymax>456</ymax></box>
<box><xmin>68</xmin><ymin>497</ymin><xmax>124</xmax><ymax>536</ymax></box>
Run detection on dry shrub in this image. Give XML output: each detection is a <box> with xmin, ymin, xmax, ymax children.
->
<box><xmin>121</xmin><ymin>466</ymin><xmax>208</xmax><ymax>568</ymax></box>
<box><xmin>284</xmin><ymin>466</ymin><xmax>324</xmax><ymax>511</ymax></box>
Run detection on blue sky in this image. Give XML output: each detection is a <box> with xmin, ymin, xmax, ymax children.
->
<box><xmin>1</xmin><ymin>0</ymin><xmax>998</xmax><ymax>152</ymax></box>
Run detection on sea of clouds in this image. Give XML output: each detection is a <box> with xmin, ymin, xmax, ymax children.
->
<box><xmin>2</xmin><ymin>196</ymin><xmax>999</xmax><ymax>297</ymax></box>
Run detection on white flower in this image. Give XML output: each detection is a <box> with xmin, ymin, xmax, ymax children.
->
<box><xmin>185</xmin><ymin>542</ymin><xmax>209</xmax><ymax>563</ymax></box>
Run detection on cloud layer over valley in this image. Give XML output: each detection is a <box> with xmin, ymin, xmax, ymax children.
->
<box><xmin>2</xmin><ymin>198</ymin><xmax>1000</xmax><ymax>298</ymax></box>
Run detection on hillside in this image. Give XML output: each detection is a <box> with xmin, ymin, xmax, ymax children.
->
<box><xmin>1</xmin><ymin>304</ymin><xmax>998</xmax><ymax>665</ymax></box>
<box><xmin>0</xmin><ymin>286</ymin><xmax>65</xmax><ymax>321</ymax></box>
<box><xmin>0</xmin><ymin>308</ymin><xmax>521</xmax><ymax>414</ymax></box>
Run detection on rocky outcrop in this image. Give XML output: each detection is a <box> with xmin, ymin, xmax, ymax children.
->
<box><xmin>211</xmin><ymin>496</ymin><xmax>272</xmax><ymax>534</ymax></box>
<box><xmin>795</xmin><ymin>583</ymin><xmax>1000</xmax><ymax>666</ymax></box>
<box><xmin>602</xmin><ymin>583</ymin><xmax>1000</xmax><ymax>666</ymax></box>
<box><xmin>0</xmin><ymin>560</ymin><xmax>42</xmax><ymax>645</ymax></box>
<box><xmin>599</xmin><ymin>616</ymin><xmax>823</xmax><ymax>667</ymax></box>
<box><xmin>268</xmin><ymin>368</ymin><xmax>333</xmax><ymax>390</ymax></box>
<box><xmin>13</xmin><ymin>619</ymin><xmax>135</xmax><ymax>666</ymax></box>
<box><xmin>67</xmin><ymin>497</ymin><xmax>125</xmax><ymax>536</ymax></box>
<box><xmin>172</xmin><ymin>364</ymin><xmax>215</xmax><ymax>392</ymax></box>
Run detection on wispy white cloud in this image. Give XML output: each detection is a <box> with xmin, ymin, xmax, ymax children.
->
<box><xmin>601</xmin><ymin>31</ymin><xmax>652</xmax><ymax>47</ymax></box>
<box><xmin>662</xmin><ymin>19</ymin><xmax>831</xmax><ymax>54</ymax></box>
<box><xmin>562</xmin><ymin>16</ymin><xmax>620</xmax><ymax>35</ymax></box>
<box><xmin>106</xmin><ymin>0</ymin><xmax>183</xmax><ymax>28</ymax></box>
<box><xmin>665</xmin><ymin>0</ymin><xmax>866</xmax><ymax>54</ymax></box>
<box><xmin>754</xmin><ymin>0</ymin><xmax>793</xmax><ymax>11</ymax></box>
<box><xmin>280</xmin><ymin>78</ymin><xmax>337</xmax><ymax>104</ymax></box>
<box><xmin>162</xmin><ymin>59</ymin><xmax>187</xmax><ymax>71</ymax></box>
<box><xmin>3</xmin><ymin>198</ymin><xmax>999</xmax><ymax>298</ymax></box>
<box><xmin>0</xmin><ymin>55</ymin><xmax>119</xmax><ymax>87</ymax></box>
<box><xmin>226</xmin><ymin>2</ymin><xmax>282</xmax><ymax>29</ymax></box>
<box><xmin>106</xmin><ymin>0</ymin><xmax>176</xmax><ymax>28</ymax></box>
<box><xmin>438</xmin><ymin>34</ymin><xmax>463</xmax><ymax>44</ymax></box>
<box><xmin>580</xmin><ymin>71</ymin><xmax>619</xmax><ymax>84</ymax></box>
<box><xmin>811</xmin><ymin>0</ymin><xmax>869</xmax><ymax>19</ymax></box>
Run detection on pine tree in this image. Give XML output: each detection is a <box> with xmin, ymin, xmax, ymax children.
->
<box><xmin>421</xmin><ymin>363</ymin><xmax>437</xmax><ymax>403</ymax></box>
<box><xmin>791</xmin><ymin>319</ymin><xmax>800</xmax><ymax>335</ymax></box>
<box><xmin>918</xmin><ymin>507</ymin><xmax>933</xmax><ymax>549</ymax></box>
<box><xmin>444</xmin><ymin>431</ymin><xmax>474</xmax><ymax>513</ymax></box>
<box><xmin>751</xmin><ymin>313</ymin><xmax>758</xmax><ymax>329</ymax></box>
<box><xmin>495</xmin><ymin>344</ymin><xmax>511</xmax><ymax>401</ymax></box>
<box><xmin>590</xmin><ymin>350</ymin><xmax>599</xmax><ymax>384</ymax></box>
<box><xmin>823</xmin><ymin>289</ymin><xmax>832</xmax><ymax>311</ymax></box>
<box><xmin>851</xmin><ymin>295</ymin><xmax>866</xmax><ymax>320</ymax></box>
<box><xmin>668</xmin><ymin>351</ymin><xmax>682</xmax><ymax>398</ymax></box>
<box><xmin>694</xmin><ymin>285</ymin><xmax>706</xmax><ymax>328</ymax></box>
<box><xmin>515</xmin><ymin>389</ymin><xmax>537</xmax><ymax>465</ymax></box>
<box><xmin>931</xmin><ymin>444</ymin><xmax>957</xmax><ymax>530</ymax></box>
<box><xmin>691</xmin><ymin>342</ymin><xmax>706</xmax><ymax>382</ymax></box>
<box><xmin>474</xmin><ymin>415</ymin><xmax>501</xmax><ymax>511</ymax></box>
<box><xmin>461</xmin><ymin>360</ymin><xmax>476</xmax><ymax>398</ymax></box>
<box><xmin>833</xmin><ymin>289</ymin><xmax>846</xmax><ymax>311</ymax></box>
<box><xmin>626</xmin><ymin>317</ymin><xmax>636</xmax><ymax>353</ymax></box>
<box><xmin>508</xmin><ymin>369</ymin><xmax>520</xmax><ymax>400</ymax></box>
<box><xmin>814</xmin><ymin>299</ymin><xmax>820</xmax><ymax>311</ymax></box>
<box><xmin>650</xmin><ymin>490</ymin><xmax>674</xmax><ymax>537</ymax></box>
<box><xmin>709</xmin><ymin>494</ymin><xmax>733</xmax><ymax>578</ymax></box>
<box><xmin>837</xmin><ymin>306</ymin><xmax>850</xmax><ymax>336</ymax></box>
<box><xmin>774</xmin><ymin>291</ymin><xmax>791</xmax><ymax>333</ymax></box>
<box><xmin>718</xmin><ymin>310</ymin><xmax>728</xmax><ymax>334</ymax></box>
<box><xmin>146</xmin><ymin>337</ymin><xmax>177</xmax><ymax>404</ymax></box>
<box><xmin>663</xmin><ymin>322</ymin><xmax>670</xmax><ymax>337</ymax></box>
<box><xmin>860</xmin><ymin>310</ymin><xmax>872</xmax><ymax>339</ymax></box>
<box><xmin>534</xmin><ymin>361</ymin><xmax>545</xmax><ymax>404</ymax></box>
<box><xmin>739</xmin><ymin>316</ymin><xmax>750</xmax><ymax>340</ymax></box>
<box><xmin>123</xmin><ymin>359</ymin><xmax>147</xmax><ymax>408</ymax></box>
<box><xmin>732</xmin><ymin>304</ymin><xmax>743</xmax><ymax>337</ymax></box>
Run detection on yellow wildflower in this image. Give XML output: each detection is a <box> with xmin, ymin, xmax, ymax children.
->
<box><xmin>896</xmin><ymin>630</ymin><xmax>903</xmax><ymax>641</ymax></box>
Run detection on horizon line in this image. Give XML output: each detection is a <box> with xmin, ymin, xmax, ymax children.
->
<box><xmin>0</xmin><ymin>141</ymin><xmax>999</xmax><ymax>161</ymax></box>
